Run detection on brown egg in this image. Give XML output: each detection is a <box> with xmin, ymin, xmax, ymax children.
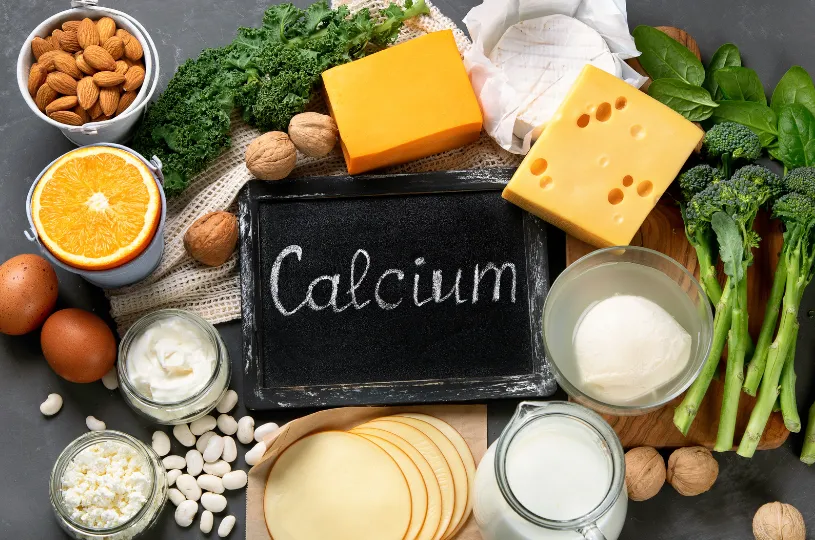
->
<box><xmin>41</xmin><ymin>308</ymin><xmax>116</xmax><ymax>383</ymax></box>
<box><xmin>0</xmin><ymin>254</ymin><xmax>58</xmax><ymax>335</ymax></box>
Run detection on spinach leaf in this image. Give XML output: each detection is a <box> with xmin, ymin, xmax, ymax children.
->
<box><xmin>777</xmin><ymin>104</ymin><xmax>815</xmax><ymax>169</ymax></box>
<box><xmin>633</xmin><ymin>26</ymin><xmax>705</xmax><ymax>86</ymax></box>
<box><xmin>713</xmin><ymin>67</ymin><xmax>766</xmax><ymax>104</ymax></box>
<box><xmin>703</xmin><ymin>43</ymin><xmax>741</xmax><ymax>100</ymax></box>
<box><xmin>648</xmin><ymin>79</ymin><xmax>718</xmax><ymax>121</ymax></box>
<box><xmin>712</xmin><ymin>212</ymin><xmax>744</xmax><ymax>283</ymax></box>
<box><xmin>709</xmin><ymin>100</ymin><xmax>778</xmax><ymax>147</ymax></box>
<box><xmin>771</xmin><ymin>66</ymin><xmax>815</xmax><ymax>117</ymax></box>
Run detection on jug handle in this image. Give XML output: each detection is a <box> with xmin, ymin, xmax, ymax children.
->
<box><xmin>577</xmin><ymin>523</ymin><xmax>607</xmax><ymax>540</ymax></box>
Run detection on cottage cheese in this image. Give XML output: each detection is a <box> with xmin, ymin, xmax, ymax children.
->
<box><xmin>61</xmin><ymin>441</ymin><xmax>152</xmax><ymax>529</ymax></box>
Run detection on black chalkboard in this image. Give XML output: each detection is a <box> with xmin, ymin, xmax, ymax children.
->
<box><xmin>239</xmin><ymin>169</ymin><xmax>555</xmax><ymax>409</ymax></box>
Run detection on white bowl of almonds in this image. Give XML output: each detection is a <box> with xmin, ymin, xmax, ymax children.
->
<box><xmin>16</xmin><ymin>3</ymin><xmax>158</xmax><ymax>145</ymax></box>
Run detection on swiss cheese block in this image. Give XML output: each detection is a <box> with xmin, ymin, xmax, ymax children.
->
<box><xmin>322</xmin><ymin>30</ymin><xmax>483</xmax><ymax>174</ymax></box>
<box><xmin>502</xmin><ymin>65</ymin><xmax>704</xmax><ymax>247</ymax></box>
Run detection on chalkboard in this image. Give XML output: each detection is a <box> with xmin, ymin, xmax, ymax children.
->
<box><xmin>239</xmin><ymin>169</ymin><xmax>555</xmax><ymax>409</ymax></box>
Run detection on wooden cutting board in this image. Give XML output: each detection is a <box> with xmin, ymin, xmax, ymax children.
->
<box><xmin>565</xmin><ymin>202</ymin><xmax>790</xmax><ymax>450</ymax></box>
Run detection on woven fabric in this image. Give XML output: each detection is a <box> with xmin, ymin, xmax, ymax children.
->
<box><xmin>106</xmin><ymin>0</ymin><xmax>522</xmax><ymax>335</ymax></box>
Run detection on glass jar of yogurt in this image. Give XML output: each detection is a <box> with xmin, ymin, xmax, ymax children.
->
<box><xmin>118</xmin><ymin>309</ymin><xmax>231</xmax><ymax>424</ymax></box>
<box><xmin>50</xmin><ymin>431</ymin><xmax>168</xmax><ymax>540</ymax></box>
<box><xmin>474</xmin><ymin>401</ymin><xmax>627</xmax><ymax>540</ymax></box>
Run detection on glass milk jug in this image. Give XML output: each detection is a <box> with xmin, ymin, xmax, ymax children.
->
<box><xmin>474</xmin><ymin>401</ymin><xmax>627</xmax><ymax>540</ymax></box>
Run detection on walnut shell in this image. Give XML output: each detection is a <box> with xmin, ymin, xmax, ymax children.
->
<box><xmin>753</xmin><ymin>502</ymin><xmax>806</xmax><ymax>540</ymax></box>
<box><xmin>624</xmin><ymin>447</ymin><xmax>666</xmax><ymax>501</ymax></box>
<box><xmin>666</xmin><ymin>446</ymin><xmax>718</xmax><ymax>496</ymax></box>
<box><xmin>183</xmin><ymin>211</ymin><xmax>238</xmax><ymax>267</ymax></box>
<box><xmin>288</xmin><ymin>112</ymin><xmax>338</xmax><ymax>158</ymax></box>
<box><xmin>245</xmin><ymin>132</ymin><xmax>297</xmax><ymax>180</ymax></box>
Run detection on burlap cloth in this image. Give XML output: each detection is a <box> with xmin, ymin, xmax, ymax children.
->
<box><xmin>106</xmin><ymin>0</ymin><xmax>522</xmax><ymax>334</ymax></box>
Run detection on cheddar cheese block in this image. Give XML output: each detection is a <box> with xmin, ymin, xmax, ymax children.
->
<box><xmin>322</xmin><ymin>30</ymin><xmax>483</xmax><ymax>174</ymax></box>
<box><xmin>502</xmin><ymin>65</ymin><xmax>704</xmax><ymax>247</ymax></box>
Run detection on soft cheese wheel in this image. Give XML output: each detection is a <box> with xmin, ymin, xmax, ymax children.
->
<box><xmin>352</xmin><ymin>427</ymin><xmax>443</xmax><ymax>540</ymax></box>
<box><xmin>381</xmin><ymin>417</ymin><xmax>469</xmax><ymax>538</ymax></box>
<box><xmin>264</xmin><ymin>431</ymin><xmax>411</xmax><ymax>540</ymax></box>
<box><xmin>358</xmin><ymin>434</ymin><xmax>428</xmax><ymax>540</ymax></box>
<box><xmin>355</xmin><ymin>420</ymin><xmax>455</xmax><ymax>540</ymax></box>
<box><xmin>393</xmin><ymin>414</ymin><xmax>476</xmax><ymax>537</ymax></box>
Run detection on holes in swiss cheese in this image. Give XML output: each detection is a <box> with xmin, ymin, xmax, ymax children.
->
<box><xmin>637</xmin><ymin>181</ymin><xmax>653</xmax><ymax>197</ymax></box>
<box><xmin>596</xmin><ymin>102</ymin><xmax>612</xmax><ymax>122</ymax></box>
<box><xmin>630</xmin><ymin>125</ymin><xmax>645</xmax><ymax>139</ymax></box>
<box><xmin>540</xmin><ymin>176</ymin><xmax>553</xmax><ymax>189</ymax></box>
<box><xmin>615</xmin><ymin>97</ymin><xmax>628</xmax><ymax>110</ymax></box>
<box><xmin>577</xmin><ymin>114</ymin><xmax>591</xmax><ymax>128</ymax></box>
<box><xmin>622</xmin><ymin>175</ymin><xmax>634</xmax><ymax>187</ymax></box>
<box><xmin>608</xmin><ymin>189</ymin><xmax>624</xmax><ymax>205</ymax></box>
<box><xmin>530</xmin><ymin>158</ymin><xmax>548</xmax><ymax>175</ymax></box>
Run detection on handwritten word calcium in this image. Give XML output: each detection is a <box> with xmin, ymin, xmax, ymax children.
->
<box><xmin>270</xmin><ymin>246</ymin><xmax>517</xmax><ymax>316</ymax></box>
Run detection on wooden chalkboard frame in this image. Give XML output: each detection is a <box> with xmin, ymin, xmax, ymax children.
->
<box><xmin>238</xmin><ymin>168</ymin><xmax>556</xmax><ymax>410</ymax></box>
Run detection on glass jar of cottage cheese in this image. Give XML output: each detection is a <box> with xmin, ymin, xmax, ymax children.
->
<box><xmin>118</xmin><ymin>309</ymin><xmax>231</xmax><ymax>425</ymax></box>
<box><xmin>50</xmin><ymin>431</ymin><xmax>168</xmax><ymax>540</ymax></box>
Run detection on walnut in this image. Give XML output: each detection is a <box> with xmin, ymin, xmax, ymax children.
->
<box><xmin>624</xmin><ymin>447</ymin><xmax>666</xmax><ymax>501</ymax></box>
<box><xmin>288</xmin><ymin>112</ymin><xmax>338</xmax><ymax>158</ymax></box>
<box><xmin>245</xmin><ymin>132</ymin><xmax>297</xmax><ymax>180</ymax></box>
<box><xmin>184</xmin><ymin>211</ymin><xmax>238</xmax><ymax>267</ymax></box>
<box><xmin>666</xmin><ymin>446</ymin><xmax>718</xmax><ymax>496</ymax></box>
<box><xmin>753</xmin><ymin>502</ymin><xmax>806</xmax><ymax>540</ymax></box>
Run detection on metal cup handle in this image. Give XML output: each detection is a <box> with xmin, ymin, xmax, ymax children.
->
<box><xmin>578</xmin><ymin>523</ymin><xmax>607</xmax><ymax>540</ymax></box>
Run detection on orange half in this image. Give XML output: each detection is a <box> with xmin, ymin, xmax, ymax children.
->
<box><xmin>31</xmin><ymin>146</ymin><xmax>161</xmax><ymax>271</ymax></box>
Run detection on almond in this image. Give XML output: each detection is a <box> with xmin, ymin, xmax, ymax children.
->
<box><xmin>77</xmin><ymin>76</ymin><xmax>99</xmax><ymax>109</ymax></box>
<box><xmin>88</xmin><ymin>100</ymin><xmax>104</xmax><ymax>119</ymax></box>
<box><xmin>116</xmin><ymin>91</ymin><xmax>138</xmax><ymax>115</ymax></box>
<box><xmin>77</xmin><ymin>18</ymin><xmax>99</xmax><ymax>49</ymax></box>
<box><xmin>27</xmin><ymin>63</ymin><xmax>47</xmax><ymax>96</ymax></box>
<box><xmin>97</xmin><ymin>17</ymin><xmax>117</xmax><ymax>41</ymax></box>
<box><xmin>51</xmin><ymin>29</ymin><xmax>64</xmax><ymax>43</ymax></box>
<box><xmin>93</xmin><ymin>71</ymin><xmax>125</xmax><ymax>88</ymax></box>
<box><xmin>47</xmin><ymin>35</ymin><xmax>60</xmax><ymax>50</ymax></box>
<box><xmin>46</xmin><ymin>71</ymin><xmax>78</xmax><ymax>95</ymax></box>
<box><xmin>38</xmin><ymin>50</ymin><xmax>69</xmax><ymax>71</ymax></box>
<box><xmin>114</xmin><ymin>60</ymin><xmax>129</xmax><ymax>75</ymax></box>
<box><xmin>102</xmin><ymin>36</ymin><xmax>124</xmax><ymax>60</ymax></box>
<box><xmin>62</xmin><ymin>21</ymin><xmax>80</xmax><ymax>32</ymax></box>
<box><xmin>123</xmin><ymin>65</ymin><xmax>145</xmax><ymax>92</ymax></box>
<box><xmin>59</xmin><ymin>30</ymin><xmax>81</xmax><ymax>53</ymax></box>
<box><xmin>49</xmin><ymin>110</ymin><xmax>83</xmax><ymax>126</ymax></box>
<box><xmin>99</xmin><ymin>87</ymin><xmax>119</xmax><ymax>116</ymax></box>
<box><xmin>123</xmin><ymin>35</ymin><xmax>144</xmax><ymax>61</ymax></box>
<box><xmin>83</xmin><ymin>45</ymin><xmax>115</xmax><ymax>71</ymax></box>
<box><xmin>116</xmin><ymin>29</ymin><xmax>131</xmax><ymax>41</ymax></box>
<box><xmin>53</xmin><ymin>54</ymin><xmax>82</xmax><ymax>79</ymax></box>
<box><xmin>35</xmin><ymin>83</ymin><xmax>58</xmax><ymax>112</ymax></box>
<box><xmin>76</xmin><ymin>53</ymin><xmax>95</xmax><ymax>75</ymax></box>
<box><xmin>74</xmin><ymin>105</ymin><xmax>90</xmax><ymax>124</ymax></box>
<box><xmin>31</xmin><ymin>37</ymin><xmax>54</xmax><ymax>60</ymax></box>
<box><xmin>45</xmin><ymin>95</ymin><xmax>79</xmax><ymax>115</ymax></box>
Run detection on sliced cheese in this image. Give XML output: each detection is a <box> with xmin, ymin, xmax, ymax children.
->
<box><xmin>264</xmin><ymin>431</ymin><xmax>410</xmax><ymax>540</ymax></box>
<box><xmin>357</xmin><ymin>434</ymin><xmax>428</xmax><ymax>540</ymax></box>
<box><xmin>352</xmin><ymin>427</ymin><xmax>443</xmax><ymax>540</ymax></box>
<box><xmin>393</xmin><ymin>414</ymin><xmax>476</xmax><ymax>537</ymax></box>
<box><xmin>502</xmin><ymin>65</ymin><xmax>704</xmax><ymax>248</ymax></box>
<box><xmin>355</xmin><ymin>420</ymin><xmax>455</xmax><ymax>540</ymax></box>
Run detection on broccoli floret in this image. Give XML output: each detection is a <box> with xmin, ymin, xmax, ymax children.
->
<box><xmin>731</xmin><ymin>164</ymin><xmax>784</xmax><ymax>201</ymax></box>
<box><xmin>784</xmin><ymin>167</ymin><xmax>815</xmax><ymax>197</ymax></box>
<box><xmin>678</xmin><ymin>165</ymin><xmax>725</xmax><ymax>201</ymax></box>
<box><xmin>703</xmin><ymin>122</ymin><xmax>762</xmax><ymax>178</ymax></box>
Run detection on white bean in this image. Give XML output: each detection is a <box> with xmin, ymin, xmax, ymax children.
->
<box><xmin>218</xmin><ymin>515</ymin><xmax>236</xmax><ymax>537</ymax></box>
<box><xmin>175</xmin><ymin>500</ymin><xmax>198</xmax><ymax>527</ymax></box>
<box><xmin>217</xmin><ymin>414</ymin><xmax>238</xmax><ymax>435</ymax></box>
<box><xmin>254</xmin><ymin>422</ymin><xmax>279</xmax><ymax>443</ymax></box>
<box><xmin>200</xmin><ymin>510</ymin><xmax>214</xmax><ymax>533</ymax></box>
<box><xmin>203</xmin><ymin>461</ymin><xmax>231</xmax><ymax>477</ymax></box>
<box><xmin>168</xmin><ymin>488</ymin><xmax>186</xmax><ymax>506</ymax></box>
<box><xmin>151</xmin><ymin>431</ymin><xmax>171</xmax><ymax>457</ymax></box>
<box><xmin>197</xmin><ymin>474</ymin><xmax>224</xmax><ymax>494</ymax></box>
<box><xmin>40</xmin><ymin>394</ymin><xmax>63</xmax><ymax>416</ymax></box>
<box><xmin>221</xmin><ymin>436</ymin><xmax>237</xmax><ymax>463</ymax></box>
<box><xmin>236</xmin><ymin>416</ymin><xmax>255</xmax><ymax>445</ymax></box>
<box><xmin>222</xmin><ymin>470</ymin><xmax>247</xmax><ymax>490</ymax></box>
<box><xmin>167</xmin><ymin>469</ymin><xmax>182</xmax><ymax>487</ymax></box>
<box><xmin>203</xmin><ymin>435</ymin><xmax>224</xmax><ymax>463</ymax></box>
<box><xmin>176</xmin><ymin>474</ymin><xmax>202</xmax><ymax>502</ymax></box>
<box><xmin>162</xmin><ymin>455</ymin><xmax>186</xmax><ymax>470</ymax></box>
<box><xmin>190</xmin><ymin>415</ymin><xmax>217</xmax><ymax>436</ymax></box>
<box><xmin>216</xmin><ymin>389</ymin><xmax>238</xmax><ymax>414</ymax></box>
<box><xmin>202</xmin><ymin>492</ymin><xmax>228</xmax><ymax>513</ymax></box>
<box><xmin>245</xmin><ymin>441</ymin><xmax>266</xmax><ymax>466</ymax></box>
<box><xmin>86</xmin><ymin>416</ymin><xmax>105</xmax><ymax>431</ymax></box>
<box><xmin>173</xmin><ymin>424</ymin><xmax>196</xmax><ymax>447</ymax></box>
<box><xmin>196</xmin><ymin>431</ymin><xmax>217</xmax><ymax>453</ymax></box>
<box><xmin>101</xmin><ymin>367</ymin><xmax>118</xmax><ymax>390</ymax></box>
<box><xmin>185</xmin><ymin>449</ymin><xmax>204</xmax><ymax>477</ymax></box>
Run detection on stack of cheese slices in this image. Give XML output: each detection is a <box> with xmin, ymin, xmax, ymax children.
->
<box><xmin>264</xmin><ymin>413</ymin><xmax>476</xmax><ymax>540</ymax></box>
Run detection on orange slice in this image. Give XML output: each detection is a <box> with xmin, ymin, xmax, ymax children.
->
<box><xmin>31</xmin><ymin>146</ymin><xmax>161</xmax><ymax>271</ymax></box>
